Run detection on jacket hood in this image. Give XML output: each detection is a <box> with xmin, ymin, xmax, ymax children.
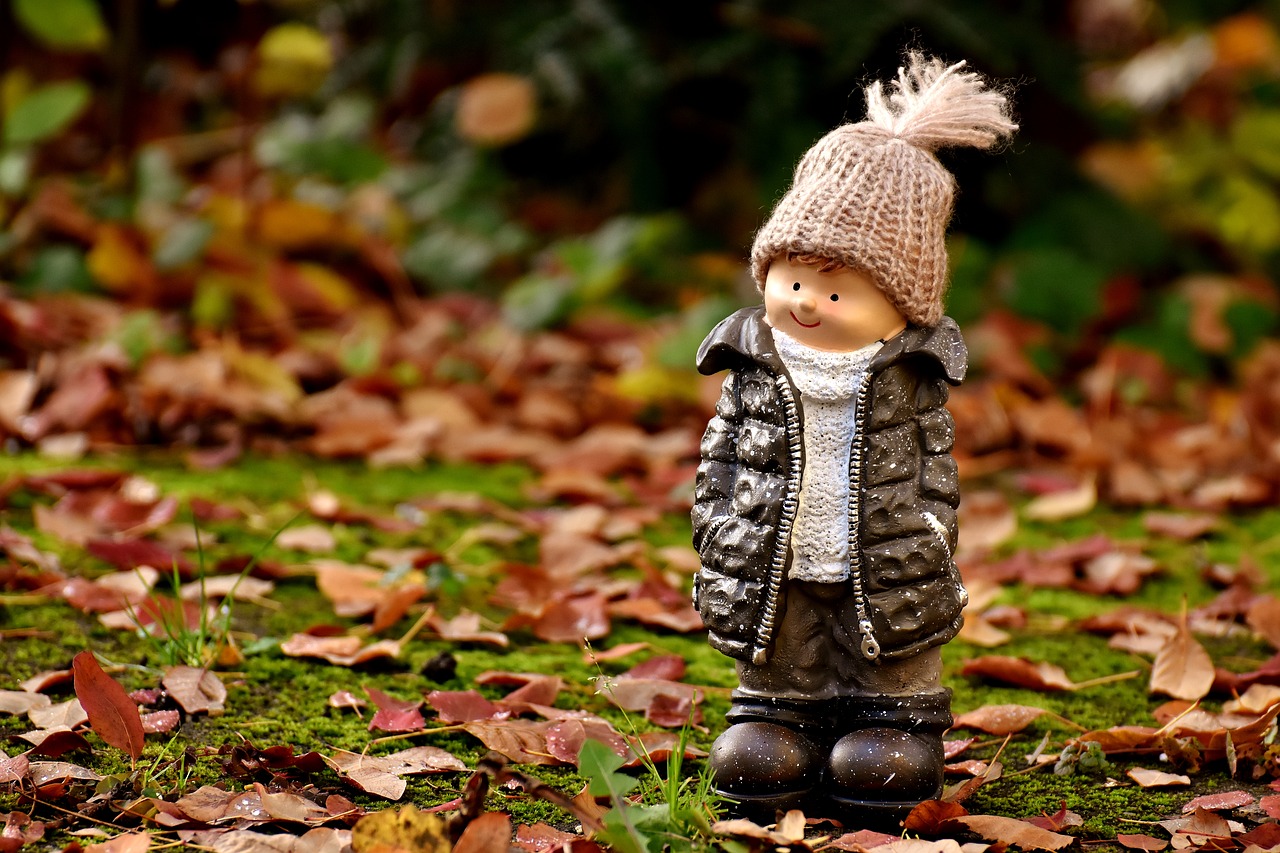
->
<box><xmin>696</xmin><ymin>305</ymin><xmax>967</xmax><ymax>384</ymax></box>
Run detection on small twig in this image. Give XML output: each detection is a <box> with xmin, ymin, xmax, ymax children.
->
<box><xmin>1070</xmin><ymin>670</ymin><xmax>1141</xmax><ymax>690</ymax></box>
<box><xmin>369</xmin><ymin>724</ymin><xmax>466</xmax><ymax>746</ymax></box>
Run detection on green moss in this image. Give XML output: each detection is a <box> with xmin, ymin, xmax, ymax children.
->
<box><xmin>5</xmin><ymin>452</ymin><xmax>1280</xmax><ymax>842</ymax></box>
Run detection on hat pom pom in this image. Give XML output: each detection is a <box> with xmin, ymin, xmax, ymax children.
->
<box><xmin>864</xmin><ymin>52</ymin><xmax>1017</xmax><ymax>153</ymax></box>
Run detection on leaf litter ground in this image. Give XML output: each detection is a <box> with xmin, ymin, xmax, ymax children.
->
<box><xmin>3</xmin><ymin>452</ymin><xmax>1280</xmax><ymax>852</ymax></box>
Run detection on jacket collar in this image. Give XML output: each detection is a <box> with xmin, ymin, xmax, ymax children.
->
<box><xmin>696</xmin><ymin>305</ymin><xmax>967</xmax><ymax>385</ymax></box>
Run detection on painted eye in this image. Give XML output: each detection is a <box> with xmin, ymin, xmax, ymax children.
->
<box><xmin>792</xmin><ymin>282</ymin><xmax>801</xmax><ymax>291</ymax></box>
<box><xmin>830</xmin><ymin>294</ymin><xmax>839</xmax><ymax>302</ymax></box>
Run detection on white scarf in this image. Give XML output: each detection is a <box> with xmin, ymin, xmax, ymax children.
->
<box><xmin>772</xmin><ymin>328</ymin><xmax>882</xmax><ymax>583</ymax></box>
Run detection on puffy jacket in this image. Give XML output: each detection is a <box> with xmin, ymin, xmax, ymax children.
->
<box><xmin>691</xmin><ymin>306</ymin><xmax>968</xmax><ymax>665</ymax></box>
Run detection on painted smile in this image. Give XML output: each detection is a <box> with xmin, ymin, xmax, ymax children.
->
<box><xmin>790</xmin><ymin>311</ymin><xmax>820</xmax><ymax>328</ymax></box>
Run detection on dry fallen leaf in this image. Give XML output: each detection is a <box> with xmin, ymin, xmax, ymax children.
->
<box><xmin>1149</xmin><ymin>606</ymin><xmax>1214</xmax><ymax>701</ymax></box>
<box><xmin>1127</xmin><ymin>768</ymin><xmax>1190</xmax><ymax>787</ymax></box>
<box><xmin>947</xmin><ymin>815</ymin><xmax>1075</xmax><ymax>851</ymax></box>
<box><xmin>960</xmin><ymin>656</ymin><xmax>1077</xmax><ymax>691</ymax></box>
<box><xmin>326</xmin><ymin>747</ymin><xmax>466</xmax><ymax>801</ymax></box>
<box><xmin>350</xmin><ymin>804</ymin><xmax>450</xmax><ymax>853</ymax></box>
<box><xmin>163</xmin><ymin>667</ymin><xmax>227</xmax><ymax>716</ymax></box>
<box><xmin>950</xmin><ymin>705</ymin><xmax>1049</xmax><ymax>736</ymax></box>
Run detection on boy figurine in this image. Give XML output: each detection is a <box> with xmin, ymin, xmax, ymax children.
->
<box><xmin>692</xmin><ymin>54</ymin><xmax>1015</xmax><ymax>819</ymax></box>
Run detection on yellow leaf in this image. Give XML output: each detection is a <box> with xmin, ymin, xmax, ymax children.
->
<box><xmin>87</xmin><ymin>225</ymin><xmax>148</xmax><ymax>294</ymax></box>
<box><xmin>456</xmin><ymin>73</ymin><xmax>537</xmax><ymax>147</ymax></box>
<box><xmin>253</xmin><ymin>23</ymin><xmax>333</xmax><ymax>99</ymax></box>
<box><xmin>222</xmin><ymin>342</ymin><xmax>303</xmax><ymax>405</ymax></box>
<box><xmin>351</xmin><ymin>804</ymin><xmax>451</xmax><ymax>853</ymax></box>
<box><xmin>293</xmin><ymin>262</ymin><xmax>360</xmax><ymax>312</ymax></box>
<box><xmin>256</xmin><ymin>199</ymin><xmax>353</xmax><ymax>251</ymax></box>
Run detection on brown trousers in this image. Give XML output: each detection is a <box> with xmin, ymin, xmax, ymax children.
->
<box><xmin>735</xmin><ymin>580</ymin><xmax>942</xmax><ymax>702</ymax></box>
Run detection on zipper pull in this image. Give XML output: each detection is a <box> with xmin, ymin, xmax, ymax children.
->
<box><xmin>858</xmin><ymin>620</ymin><xmax>880</xmax><ymax>659</ymax></box>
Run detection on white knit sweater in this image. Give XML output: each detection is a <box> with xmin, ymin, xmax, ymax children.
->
<box><xmin>772</xmin><ymin>329</ymin><xmax>882</xmax><ymax>583</ymax></box>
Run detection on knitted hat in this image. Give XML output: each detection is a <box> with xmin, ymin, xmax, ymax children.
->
<box><xmin>750</xmin><ymin>53</ymin><xmax>1016</xmax><ymax>327</ymax></box>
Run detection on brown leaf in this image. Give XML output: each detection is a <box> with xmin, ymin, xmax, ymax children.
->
<box><xmin>824</xmin><ymin>829</ymin><xmax>901</xmax><ymax>851</ymax></box>
<box><xmin>0</xmin><ymin>691</ymin><xmax>51</xmax><ymax>717</ymax></box>
<box><xmin>531</xmin><ymin>593</ymin><xmax>611</xmax><ymax>644</ymax></box>
<box><xmin>462</xmin><ymin>720</ymin><xmax>561</xmax><ymax>766</ymax></box>
<box><xmin>454</xmin><ymin>811</ymin><xmax>511</xmax><ymax>853</ymax></box>
<box><xmin>607</xmin><ymin>597</ymin><xmax>704</xmax><ymax>633</ymax></box>
<box><xmin>326</xmin><ymin>747</ymin><xmax>466</xmax><ymax>801</ymax></box>
<box><xmin>514</xmin><ymin>822</ymin><xmax>582</xmax><ymax>852</ymax></box>
<box><xmin>28</xmin><ymin>698</ymin><xmax>88</xmax><ymax>731</ymax></box>
<box><xmin>0</xmin><ymin>813</ymin><xmax>45</xmax><ymax>851</ymax></box>
<box><xmin>951</xmin><ymin>704</ymin><xmax>1048</xmax><ymax>735</ymax></box>
<box><xmin>1246</xmin><ymin>596</ymin><xmax>1280</xmax><ymax>650</ymax></box>
<box><xmin>545</xmin><ymin>719</ymin><xmax>629</xmax><ymax>765</ymax></box>
<box><xmin>960</xmin><ymin>656</ymin><xmax>1077</xmax><ymax>691</ymax></box>
<box><xmin>947</xmin><ymin>815</ymin><xmax>1075</xmax><ymax>851</ymax></box>
<box><xmin>1150</xmin><ymin>610</ymin><xmax>1214</xmax><ymax>701</ymax></box>
<box><xmin>1126</xmin><ymin>768</ymin><xmax>1189</xmax><ymax>788</ymax></box>
<box><xmin>276</xmin><ymin>524</ymin><xmax>336</xmax><ymax>554</ymax></box>
<box><xmin>1142</xmin><ymin>512</ymin><xmax>1219</xmax><ymax>541</ymax></box>
<box><xmin>72</xmin><ymin>651</ymin><xmax>145</xmax><ymax>764</ymax></box>
<box><xmin>428</xmin><ymin>610</ymin><xmax>509</xmax><ymax>647</ymax></box>
<box><xmin>279</xmin><ymin>633</ymin><xmax>405</xmax><ymax>666</ymax></box>
<box><xmin>1116</xmin><ymin>834</ymin><xmax>1167</xmax><ymax>851</ymax></box>
<box><xmin>163</xmin><ymin>667</ymin><xmax>227</xmax><ymax>716</ymax></box>
<box><xmin>621</xmin><ymin>655</ymin><xmax>686</xmax><ymax>682</ymax></box>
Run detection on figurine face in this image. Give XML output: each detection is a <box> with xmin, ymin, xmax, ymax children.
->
<box><xmin>764</xmin><ymin>257</ymin><xmax>907</xmax><ymax>352</ymax></box>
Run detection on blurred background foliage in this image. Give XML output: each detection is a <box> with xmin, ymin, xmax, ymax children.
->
<box><xmin>3</xmin><ymin>0</ymin><xmax>1280</xmax><ymax>384</ymax></box>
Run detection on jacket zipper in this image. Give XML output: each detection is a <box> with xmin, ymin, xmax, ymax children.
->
<box><xmin>847</xmin><ymin>369</ymin><xmax>879</xmax><ymax>660</ymax></box>
<box><xmin>751</xmin><ymin>374</ymin><xmax>803</xmax><ymax>665</ymax></box>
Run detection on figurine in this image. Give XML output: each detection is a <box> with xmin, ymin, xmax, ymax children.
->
<box><xmin>692</xmin><ymin>54</ymin><xmax>1015</xmax><ymax>820</ymax></box>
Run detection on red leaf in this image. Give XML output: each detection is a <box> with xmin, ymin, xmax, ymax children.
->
<box><xmin>426</xmin><ymin>690</ymin><xmax>506</xmax><ymax>724</ymax></box>
<box><xmin>363</xmin><ymin>686</ymin><xmax>426</xmax><ymax>734</ymax></box>
<box><xmin>141</xmin><ymin>711</ymin><xmax>180</xmax><ymax>734</ymax></box>
<box><xmin>1181</xmin><ymin>790</ymin><xmax>1254</xmax><ymax>813</ymax></box>
<box><xmin>72</xmin><ymin>651</ymin><xmax>145</xmax><ymax>764</ymax></box>
<box><xmin>1260</xmin><ymin>794</ymin><xmax>1280</xmax><ymax>819</ymax></box>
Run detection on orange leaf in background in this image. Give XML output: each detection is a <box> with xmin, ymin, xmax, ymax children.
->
<box><xmin>255</xmin><ymin>199</ymin><xmax>352</xmax><ymax>251</ymax></box>
<box><xmin>1150</xmin><ymin>606</ymin><xmax>1214</xmax><ymax>701</ymax></box>
<box><xmin>455</xmin><ymin>73</ymin><xmax>537</xmax><ymax>147</ymax></box>
<box><xmin>71</xmin><ymin>651</ymin><xmax>145</xmax><ymax>765</ymax></box>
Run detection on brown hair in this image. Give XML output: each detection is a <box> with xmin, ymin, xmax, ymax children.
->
<box><xmin>786</xmin><ymin>251</ymin><xmax>847</xmax><ymax>274</ymax></box>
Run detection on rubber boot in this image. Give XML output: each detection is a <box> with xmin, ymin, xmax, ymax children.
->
<box><xmin>708</xmin><ymin>694</ymin><xmax>834</xmax><ymax>819</ymax></box>
<box><xmin>826</xmin><ymin>690</ymin><xmax>952</xmax><ymax>824</ymax></box>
